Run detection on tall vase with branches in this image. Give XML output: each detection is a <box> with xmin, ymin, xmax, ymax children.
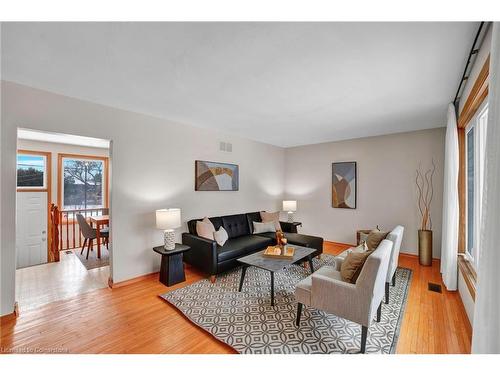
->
<box><xmin>415</xmin><ymin>160</ymin><xmax>435</xmax><ymax>266</ymax></box>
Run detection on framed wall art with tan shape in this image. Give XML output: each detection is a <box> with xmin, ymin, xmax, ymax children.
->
<box><xmin>332</xmin><ymin>161</ymin><xmax>357</xmax><ymax>209</ymax></box>
<box><xmin>195</xmin><ymin>160</ymin><xmax>239</xmax><ymax>191</ymax></box>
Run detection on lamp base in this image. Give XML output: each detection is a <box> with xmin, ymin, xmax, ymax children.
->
<box><xmin>287</xmin><ymin>212</ymin><xmax>294</xmax><ymax>223</ymax></box>
<box><xmin>164</xmin><ymin>229</ymin><xmax>175</xmax><ymax>250</ymax></box>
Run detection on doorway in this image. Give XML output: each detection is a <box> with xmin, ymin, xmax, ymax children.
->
<box><xmin>16</xmin><ymin>150</ymin><xmax>52</xmax><ymax>268</ymax></box>
<box><xmin>15</xmin><ymin>128</ymin><xmax>112</xmax><ymax>312</ymax></box>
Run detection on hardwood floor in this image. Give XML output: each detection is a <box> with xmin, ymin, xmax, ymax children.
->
<box><xmin>15</xmin><ymin>251</ymin><xmax>109</xmax><ymax>312</ymax></box>
<box><xmin>0</xmin><ymin>242</ymin><xmax>471</xmax><ymax>354</ymax></box>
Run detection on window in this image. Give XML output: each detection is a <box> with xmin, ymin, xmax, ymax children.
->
<box><xmin>59</xmin><ymin>155</ymin><xmax>108</xmax><ymax>210</ymax></box>
<box><xmin>17</xmin><ymin>153</ymin><xmax>47</xmax><ymax>188</ymax></box>
<box><xmin>465</xmin><ymin>102</ymin><xmax>488</xmax><ymax>270</ymax></box>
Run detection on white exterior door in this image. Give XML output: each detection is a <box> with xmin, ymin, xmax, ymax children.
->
<box><xmin>16</xmin><ymin>192</ymin><xmax>48</xmax><ymax>268</ymax></box>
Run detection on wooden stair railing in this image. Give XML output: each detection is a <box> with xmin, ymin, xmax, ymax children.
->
<box><xmin>58</xmin><ymin>208</ymin><xmax>109</xmax><ymax>251</ymax></box>
<box><xmin>49</xmin><ymin>204</ymin><xmax>60</xmax><ymax>262</ymax></box>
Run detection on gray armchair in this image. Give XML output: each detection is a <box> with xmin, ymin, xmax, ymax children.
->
<box><xmin>294</xmin><ymin>239</ymin><xmax>393</xmax><ymax>353</ymax></box>
<box><xmin>337</xmin><ymin>225</ymin><xmax>405</xmax><ymax>304</ymax></box>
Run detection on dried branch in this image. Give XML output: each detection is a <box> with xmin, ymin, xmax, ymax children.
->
<box><xmin>415</xmin><ymin>168</ymin><xmax>424</xmax><ymax>225</ymax></box>
<box><xmin>428</xmin><ymin>159</ymin><xmax>436</xmax><ymax>230</ymax></box>
<box><xmin>415</xmin><ymin>160</ymin><xmax>436</xmax><ymax>231</ymax></box>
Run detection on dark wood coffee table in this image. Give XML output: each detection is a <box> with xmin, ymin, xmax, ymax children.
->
<box><xmin>237</xmin><ymin>245</ymin><xmax>317</xmax><ymax>306</ymax></box>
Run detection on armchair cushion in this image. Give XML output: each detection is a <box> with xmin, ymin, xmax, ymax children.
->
<box><xmin>295</xmin><ymin>266</ymin><xmax>344</xmax><ymax>306</ymax></box>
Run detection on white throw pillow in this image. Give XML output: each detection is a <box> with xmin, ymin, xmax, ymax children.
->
<box><xmin>214</xmin><ymin>226</ymin><xmax>229</xmax><ymax>246</ymax></box>
<box><xmin>359</xmin><ymin>232</ymin><xmax>369</xmax><ymax>245</ymax></box>
<box><xmin>260</xmin><ymin>211</ymin><xmax>282</xmax><ymax>231</ymax></box>
<box><xmin>349</xmin><ymin>242</ymin><xmax>368</xmax><ymax>254</ymax></box>
<box><xmin>253</xmin><ymin>221</ymin><xmax>276</xmax><ymax>234</ymax></box>
<box><xmin>196</xmin><ymin>217</ymin><xmax>216</xmax><ymax>240</ymax></box>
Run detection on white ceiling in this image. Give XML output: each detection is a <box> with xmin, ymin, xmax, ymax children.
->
<box><xmin>1</xmin><ymin>22</ymin><xmax>477</xmax><ymax>147</ymax></box>
<box><xmin>18</xmin><ymin>128</ymin><xmax>110</xmax><ymax>149</ymax></box>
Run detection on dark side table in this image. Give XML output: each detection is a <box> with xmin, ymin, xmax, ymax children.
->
<box><xmin>153</xmin><ymin>244</ymin><xmax>190</xmax><ymax>286</ymax></box>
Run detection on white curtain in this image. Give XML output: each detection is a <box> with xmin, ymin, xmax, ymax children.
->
<box><xmin>440</xmin><ymin>103</ymin><xmax>459</xmax><ymax>290</ymax></box>
<box><xmin>472</xmin><ymin>22</ymin><xmax>500</xmax><ymax>354</ymax></box>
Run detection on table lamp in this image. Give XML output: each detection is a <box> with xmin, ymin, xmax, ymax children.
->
<box><xmin>156</xmin><ymin>208</ymin><xmax>181</xmax><ymax>250</ymax></box>
<box><xmin>282</xmin><ymin>200</ymin><xmax>297</xmax><ymax>223</ymax></box>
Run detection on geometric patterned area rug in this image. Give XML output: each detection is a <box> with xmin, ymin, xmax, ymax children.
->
<box><xmin>160</xmin><ymin>254</ymin><xmax>412</xmax><ymax>354</ymax></box>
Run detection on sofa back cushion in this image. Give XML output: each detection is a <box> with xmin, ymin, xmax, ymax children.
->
<box><xmin>222</xmin><ymin>214</ymin><xmax>251</xmax><ymax>238</ymax></box>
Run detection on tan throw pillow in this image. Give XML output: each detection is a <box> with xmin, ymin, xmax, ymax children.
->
<box><xmin>196</xmin><ymin>217</ymin><xmax>216</xmax><ymax>240</ymax></box>
<box><xmin>253</xmin><ymin>221</ymin><xmax>276</xmax><ymax>234</ymax></box>
<box><xmin>213</xmin><ymin>226</ymin><xmax>229</xmax><ymax>246</ymax></box>
<box><xmin>340</xmin><ymin>250</ymin><xmax>373</xmax><ymax>284</ymax></box>
<box><xmin>260</xmin><ymin>211</ymin><xmax>282</xmax><ymax>231</ymax></box>
<box><xmin>365</xmin><ymin>230</ymin><xmax>388</xmax><ymax>251</ymax></box>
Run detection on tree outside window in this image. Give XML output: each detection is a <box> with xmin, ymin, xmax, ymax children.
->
<box><xmin>17</xmin><ymin>154</ymin><xmax>46</xmax><ymax>188</ymax></box>
<box><xmin>63</xmin><ymin>158</ymin><xmax>104</xmax><ymax>210</ymax></box>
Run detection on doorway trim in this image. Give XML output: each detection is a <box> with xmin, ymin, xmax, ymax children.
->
<box><xmin>16</xmin><ymin>149</ymin><xmax>52</xmax><ymax>263</ymax></box>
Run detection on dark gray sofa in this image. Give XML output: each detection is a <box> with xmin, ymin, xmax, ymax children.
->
<box><xmin>182</xmin><ymin>211</ymin><xmax>323</xmax><ymax>280</ymax></box>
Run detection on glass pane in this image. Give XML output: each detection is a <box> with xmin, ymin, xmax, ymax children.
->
<box><xmin>63</xmin><ymin>158</ymin><xmax>104</xmax><ymax>209</ymax></box>
<box><xmin>466</xmin><ymin>129</ymin><xmax>475</xmax><ymax>258</ymax></box>
<box><xmin>17</xmin><ymin>154</ymin><xmax>45</xmax><ymax>187</ymax></box>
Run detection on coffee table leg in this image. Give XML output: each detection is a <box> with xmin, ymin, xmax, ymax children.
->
<box><xmin>238</xmin><ymin>266</ymin><xmax>248</xmax><ymax>292</ymax></box>
<box><xmin>270</xmin><ymin>271</ymin><xmax>275</xmax><ymax>306</ymax></box>
<box><xmin>308</xmin><ymin>256</ymin><xmax>315</xmax><ymax>273</ymax></box>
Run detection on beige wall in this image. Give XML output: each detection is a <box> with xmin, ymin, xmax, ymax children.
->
<box><xmin>458</xmin><ymin>272</ymin><xmax>474</xmax><ymax>324</ymax></box>
<box><xmin>17</xmin><ymin>139</ymin><xmax>109</xmax><ymax>206</ymax></box>
<box><xmin>1</xmin><ymin>81</ymin><xmax>286</xmax><ymax>315</ymax></box>
<box><xmin>284</xmin><ymin>128</ymin><xmax>446</xmax><ymax>257</ymax></box>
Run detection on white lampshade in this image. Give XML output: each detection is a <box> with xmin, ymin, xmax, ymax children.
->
<box><xmin>283</xmin><ymin>200</ymin><xmax>297</xmax><ymax>212</ymax></box>
<box><xmin>156</xmin><ymin>208</ymin><xmax>181</xmax><ymax>230</ymax></box>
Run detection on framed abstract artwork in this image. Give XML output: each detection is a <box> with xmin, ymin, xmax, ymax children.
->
<box><xmin>332</xmin><ymin>162</ymin><xmax>357</xmax><ymax>209</ymax></box>
<box><xmin>195</xmin><ymin>160</ymin><xmax>239</xmax><ymax>191</ymax></box>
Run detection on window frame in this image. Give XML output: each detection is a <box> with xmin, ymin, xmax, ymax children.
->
<box><xmin>464</xmin><ymin>101</ymin><xmax>488</xmax><ymax>271</ymax></box>
<box><xmin>57</xmin><ymin>153</ymin><xmax>109</xmax><ymax>211</ymax></box>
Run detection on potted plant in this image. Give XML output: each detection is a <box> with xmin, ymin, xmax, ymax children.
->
<box><xmin>415</xmin><ymin>161</ymin><xmax>436</xmax><ymax>266</ymax></box>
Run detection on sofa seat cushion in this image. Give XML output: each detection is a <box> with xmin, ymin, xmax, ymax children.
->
<box><xmin>217</xmin><ymin>235</ymin><xmax>273</xmax><ymax>262</ymax></box>
<box><xmin>295</xmin><ymin>266</ymin><xmax>342</xmax><ymax>305</ymax></box>
<box><xmin>255</xmin><ymin>231</ymin><xmax>277</xmax><ymax>241</ymax></box>
<box><xmin>285</xmin><ymin>233</ymin><xmax>321</xmax><ymax>249</ymax></box>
